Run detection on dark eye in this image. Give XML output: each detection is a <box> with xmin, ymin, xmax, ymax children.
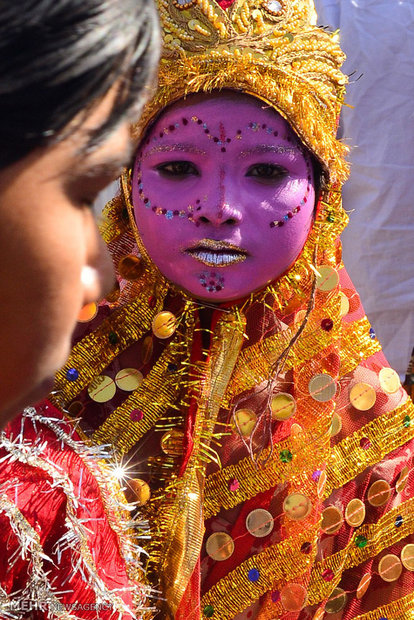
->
<box><xmin>156</xmin><ymin>161</ymin><xmax>199</xmax><ymax>178</ymax></box>
<box><xmin>246</xmin><ymin>163</ymin><xmax>287</xmax><ymax>182</ymax></box>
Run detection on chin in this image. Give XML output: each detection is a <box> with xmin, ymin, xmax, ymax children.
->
<box><xmin>0</xmin><ymin>338</ymin><xmax>71</xmax><ymax>430</ymax></box>
<box><xmin>0</xmin><ymin>375</ymin><xmax>55</xmax><ymax>430</ymax></box>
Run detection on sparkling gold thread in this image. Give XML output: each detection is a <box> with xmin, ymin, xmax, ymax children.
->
<box><xmin>202</xmin><ymin>497</ymin><xmax>414</xmax><ymax>618</ymax></box>
<box><xmin>203</xmin><ymin>399</ymin><xmax>413</xmax><ymax>518</ymax></box>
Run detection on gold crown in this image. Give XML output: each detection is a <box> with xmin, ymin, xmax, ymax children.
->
<box><xmin>135</xmin><ymin>0</ymin><xmax>349</xmax><ymax>183</ymax></box>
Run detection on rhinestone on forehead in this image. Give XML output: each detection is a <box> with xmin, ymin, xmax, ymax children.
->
<box><xmin>264</xmin><ymin>0</ymin><xmax>285</xmax><ymax>16</ymax></box>
<box><xmin>172</xmin><ymin>0</ymin><xmax>196</xmax><ymax>8</ymax></box>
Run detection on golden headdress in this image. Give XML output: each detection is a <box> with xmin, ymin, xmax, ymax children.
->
<box><xmin>135</xmin><ymin>0</ymin><xmax>349</xmax><ymax>184</ymax></box>
<box><xmin>102</xmin><ymin>0</ymin><xmax>350</xmax><ymax>310</ymax></box>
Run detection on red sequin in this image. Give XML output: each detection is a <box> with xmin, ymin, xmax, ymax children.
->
<box><xmin>217</xmin><ymin>0</ymin><xmax>236</xmax><ymax>8</ymax></box>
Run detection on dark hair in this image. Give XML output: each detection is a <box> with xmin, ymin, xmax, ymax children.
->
<box><xmin>0</xmin><ymin>0</ymin><xmax>159</xmax><ymax>168</ymax></box>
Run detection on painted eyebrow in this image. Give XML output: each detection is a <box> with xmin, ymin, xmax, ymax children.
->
<box><xmin>238</xmin><ymin>144</ymin><xmax>299</xmax><ymax>158</ymax></box>
<box><xmin>143</xmin><ymin>143</ymin><xmax>207</xmax><ymax>158</ymax></box>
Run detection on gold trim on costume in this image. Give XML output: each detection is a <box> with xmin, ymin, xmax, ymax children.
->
<box><xmin>204</xmin><ymin>399</ymin><xmax>414</xmax><ymax>519</ymax></box>
<box><xmin>91</xmin><ymin>322</ymin><xmax>194</xmax><ymax>453</ymax></box>
<box><xmin>352</xmin><ymin>591</ymin><xmax>414</xmax><ymax>619</ymax></box>
<box><xmin>202</xmin><ymin>497</ymin><xmax>414</xmax><ymax>618</ymax></box>
<box><xmin>323</xmin><ymin>398</ymin><xmax>414</xmax><ymax>498</ymax></box>
<box><xmin>135</xmin><ymin>0</ymin><xmax>349</xmax><ymax>184</ymax></box>
<box><xmin>50</xmin><ymin>286</ymin><xmax>168</xmax><ymax>408</ymax></box>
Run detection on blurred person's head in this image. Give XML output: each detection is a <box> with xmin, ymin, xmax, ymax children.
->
<box><xmin>0</xmin><ymin>0</ymin><xmax>160</xmax><ymax>426</ymax></box>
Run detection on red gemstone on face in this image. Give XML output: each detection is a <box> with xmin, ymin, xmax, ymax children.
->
<box><xmin>287</xmin><ymin>212</ymin><xmax>293</xmax><ymax>218</ymax></box>
<box><xmin>229</xmin><ymin>478</ymin><xmax>240</xmax><ymax>492</ymax></box>
<box><xmin>321</xmin><ymin>318</ymin><xmax>334</xmax><ymax>331</ymax></box>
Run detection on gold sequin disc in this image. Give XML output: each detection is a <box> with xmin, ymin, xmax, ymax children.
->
<box><xmin>88</xmin><ymin>375</ymin><xmax>116</xmax><ymax>403</ymax></box>
<box><xmin>271</xmin><ymin>393</ymin><xmax>296</xmax><ymax>421</ymax></box>
<box><xmin>246</xmin><ymin>509</ymin><xmax>274</xmax><ymax>538</ymax></box>
<box><xmin>290</xmin><ymin>423</ymin><xmax>303</xmax><ymax>437</ymax></box>
<box><xmin>401</xmin><ymin>544</ymin><xmax>414</xmax><ymax>571</ymax></box>
<box><xmin>205</xmin><ymin>532</ymin><xmax>234</xmax><ymax>561</ymax></box>
<box><xmin>349</xmin><ymin>382</ymin><xmax>377</xmax><ymax>411</ymax></box>
<box><xmin>316</xmin><ymin>265</ymin><xmax>339</xmax><ymax>292</ymax></box>
<box><xmin>338</xmin><ymin>291</ymin><xmax>350</xmax><ymax>317</ymax></box>
<box><xmin>321</xmin><ymin>506</ymin><xmax>343</xmax><ymax>535</ymax></box>
<box><xmin>308</xmin><ymin>374</ymin><xmax>336</xmax><ymax>402</ymax></box>
<box><xmin>378</xmin><ymin>554</ymin><xmax>402</xmax><ymax>582</ymax></box>
<box><xmin>67</xmin><ymin>400</ymin><xmax>84</xmax><ymax>417</ymax></box>
<box><xmin>280</xmin><ymin>583</ymin><xmax>307</xmax><ymax>612</ymax></box>
<box><xmin>124</xmin><ymin>479</ymin><xmax>151</xmax><ymax>506</ymax></box>
<box><xmin>77</xmin><ymin>302</ymin><xmax>98</xmax><ymax>323</ymax></box>
<box><xmin>294</xmin><ymin>309</ymin><xmax>307</xmax><ymax>327</ymax></box>
<box><xmin>330</xmin><ymin>411</ymin><xmax>342</xmax><ymax>437</ymax></box>
<box><xmin>396</xmin><ymin>466</ymin><xmax>410</xmax><ymax>494</ymax></box>
<box><xmin>345</xmin><ymin>498</ymin><xmax>365</xmax><ymax>527</ymax></box>
<box><xmin>152</xmin><ymin>311</ymin><xmax>177</xmax><ymax>339</ymax></box>
<box><xmin>283</xmin><ymin>493</ymin><xmax>312</xmax><ymax>521</ymax></box>
<box><xmin>356</xmin><ymin>573</ymin><xmax>371</xmax><ymax>599</ymax></box>
<box><xmin>115</xmin><ymin>368</ymin><xmax>143</xmax><ymax>392</ymax></box>
<box><xmin>118</xmin><ymin>254</ymin><xmax>143</xmax><ymax>280</ymax></box>
<box><xmin>378</xmin><ymin>367</ymin><xmax>401</xmax><ymax>394</ymax></box>
<box><xmin>160</xmin><ymin>429</ymin><xmax>184</xmax><ymax>456</ymax></box>
<box><xmin>234</xmin><ymin>408</ymin><xmax>257</xmax><ymax>436</ymax></box>
<box><xmin>367</xmin><ymin>479</ymin><xmax>391</xmax><ymax>507</ymax></box>
<box><xmin>325</xmin><ymin>587</ymin><xmax>347</xmax><ymax>613</ymax></box>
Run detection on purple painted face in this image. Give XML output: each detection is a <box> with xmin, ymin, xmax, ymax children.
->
<box><xmin>132</xmin><ymin>93</ymin><xmax>316</xmax><ymax>302</ymax></box>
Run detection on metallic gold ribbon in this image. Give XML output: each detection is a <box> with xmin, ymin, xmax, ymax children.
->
<box><xmin>203</xmin><ymin>399</ymin><xmax>413</xmax><ymax>519</ymax></box>
<box><xmin>353</xmin><ymin>591</ymin><xmax>414</xmax><ymax>619</ymax></box>
<box><xmin>202</xmin><ymin>497</ymin><xmax>414</xmax><ymax>618</ymax></box>
<box><xmin>160</xmin><ymin>311</ymin><xmax>246</xmax><ymax>617</ymax></box>
<box><xmin>50</xmin><ymin>285</ymin><xmax>168</xmax><ymax>408</ymax></box>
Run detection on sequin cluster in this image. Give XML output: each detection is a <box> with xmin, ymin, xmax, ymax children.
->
<box><xmin>199</xmin><ymin>271</ymin><xmax>225</xmax><ymax>292</ymax></box>
<box><xmin>135</xmin><ymin>161</ymin><xmax>204</xmax><ymax>223</ymax></box>
<box><xmin>269</xmin><ymin>157</ymin><xmax>313</xmax><ymax>229</ymax></box>
<box><xmin>145</xmin><ymin>115</ymin><xmax>243</xmax><ymax>151</ymax></box>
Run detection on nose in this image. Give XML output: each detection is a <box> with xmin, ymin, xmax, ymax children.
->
<box><xmin>82</xmin><ymin>221</ymin><xmax>115</xmax><ymax>305</ymax></box>
<box><xmin>193</xmin><ymin>202</ymin><xmax>242</xmax><ymax>228</ymax></box>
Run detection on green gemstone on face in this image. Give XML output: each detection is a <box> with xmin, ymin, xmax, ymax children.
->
<box><xmin>403</xmin><ymin>415</ymin><xmax>411</xmax><ymax>428</ymax></box>
<box><xmin>203</xmin><ymin>605</ymin><xmax>214</xmax><ymax>617</ymax></box>
<box><xmin>280</xmin><ymin>449</ymin><xmax>293</xmax><ymax>463</ymax></box>
<box><xmin>327</xmin><ymin>214</ymin><xmax>335</xmax><ymax>223</ymax></box>
<box><xmin>355</xmin><ymin>534</ymin><xmax>368</xmax><ymax>548</ymax></box>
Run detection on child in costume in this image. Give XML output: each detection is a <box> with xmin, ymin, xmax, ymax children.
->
<box><xmin>3</xmin><ymin>0</ymin><xmax>414</xmax><ymax>618</ymax></box>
